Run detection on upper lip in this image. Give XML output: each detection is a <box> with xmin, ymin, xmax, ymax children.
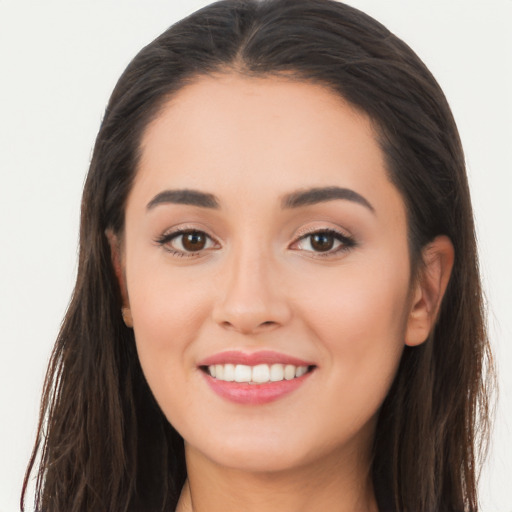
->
<box><xmin>198</xmin><ymin>350</ymin><xmax>315</xmax><ymax>367</ymax></box>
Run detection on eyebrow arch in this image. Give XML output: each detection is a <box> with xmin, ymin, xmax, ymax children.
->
<box><xmin>146</xmin><ymin>189</ymin><xmax>220</xmax><ymax>210</ymax></box>
<box><xmin>282</xmin><ymin>186</ymin><xmax>375</xmax><ymax>213</ymax></box>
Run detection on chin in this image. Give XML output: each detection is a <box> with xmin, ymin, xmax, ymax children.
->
<box><xmin>210</xmin><ymin>447</ymin><xmax>311</xmax><ymax>474</ymax></box>
<box><xmin>184</xmin><ymin>427</ymin><xmax>311</xmax><ymax>472</ymax></box>
<box><xmin>185</xmin><ymin>424</ymin><xmax>354</xmax><ymax>477</ymax></box>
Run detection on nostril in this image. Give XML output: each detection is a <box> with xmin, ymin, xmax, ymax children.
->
<box><xmin>218</xmin><ymin>319</ymin><xmax>278</xmax><ymax>334</ymax></box>
<box><xmin>221</xmin><ymin>320</ymin><xmax>276</xmax><ymax>329</ymax></box>
<box><xmin>258</xmin><ymin>321</ymin><xmax>279</xmax><ymax>331</ymax></box>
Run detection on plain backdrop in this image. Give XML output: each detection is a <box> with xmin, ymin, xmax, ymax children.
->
<box><xmin>1</xmin><ymin>1</ymin><xmax>511</xmax><ymax>511</ymax></box>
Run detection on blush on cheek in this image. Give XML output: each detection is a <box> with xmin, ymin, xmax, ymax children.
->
<box><xmin>130</xmin><ymin>279</ymin><xmax>204</xmax><ymax>343</ymax></box>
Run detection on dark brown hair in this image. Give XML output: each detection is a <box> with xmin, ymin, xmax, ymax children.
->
<box><xmin>22</xmin><ymin>1</ymin><xmax>494</xmax><ymax>511</ymax></box>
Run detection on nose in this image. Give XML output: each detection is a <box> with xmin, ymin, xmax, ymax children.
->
<box><xmin>212</xmin><ymin>248</ymin><xmax>292</xmax><ymax>335</ymax></box>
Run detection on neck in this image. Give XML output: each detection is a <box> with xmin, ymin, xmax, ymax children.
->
<box><xmin>176</xmin><ymin>442</ymin><xmax>378</xmax><ymax>512</ymax></box>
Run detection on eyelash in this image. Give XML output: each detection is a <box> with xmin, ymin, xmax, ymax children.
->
<box><xmin>154</xmin><ymin>228</ymin><xmax>356</xmax><ymax>258</ymax></box>
<box><xmin>154</xmin><ymin>228</ymin><xmax>218</xmax><ymax>258</ymax></box>
<box><xmin>292</xmin><ymin>228</ymin><xmax>356</xmax><ymax>257</ymax></box>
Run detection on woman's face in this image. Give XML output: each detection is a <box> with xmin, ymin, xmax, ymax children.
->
<box><xmin>120</xmin><ymin>74</ymin><xmax>416</xmax><ymax>473</ymax></box>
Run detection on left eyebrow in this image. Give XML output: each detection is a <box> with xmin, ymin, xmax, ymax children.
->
<box><xmin>281</xmin><ymin>186</ymin><xmax>375</xmax><ymax>213</ymax></box>
<box><xmin>146</xmin><ymin>189</ymin><xmax>220</xmax><ymax>210</ymax></box>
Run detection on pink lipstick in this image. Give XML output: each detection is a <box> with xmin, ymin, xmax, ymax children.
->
<box><xmin>198</xmin><ymin>350</ymin><xmax>315</xmax><ymax>405</ymax></box>
<box><xmin>199</xmin><ymin>350</ymin><xmax>313</xmax><ymax>367</ymax></box>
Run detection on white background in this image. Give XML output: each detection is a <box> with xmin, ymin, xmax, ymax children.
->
<box><xmin>1</xmin><ymin>1</ymin><xmax>510</xmax><ymax>511</ymax></box>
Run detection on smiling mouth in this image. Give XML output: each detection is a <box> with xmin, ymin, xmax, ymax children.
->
<box><xmin>200</xmin><ymin>363</ymin><xmax>316</xmax><ymax>384</ymax></box>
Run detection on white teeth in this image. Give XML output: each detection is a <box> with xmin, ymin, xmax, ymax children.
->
<box><xmin>206</xmin><ymin>363</ymin><xmax>310</xmax><ymax>384</ymax></box>
<box><xmin>252</xmin><ymin>364</ymin><xmax>270</xmax><ymax>383</ymax></box>
<box><xmin>296</xmin><ymin>366</ymin><xmax>308</xmax><ymax>378</ymax></box>
<box><xmin>223</xmin><ymin>364</ymin><xmax>235</xmax><ymax>382</ymax></box>
<box><xmin>284</xmin><ymin>364</ymin><xmax>295</xmax><ymax>380</ymax></box>
<box><xmin>270</xmin><ymin>364</ymin><xmax>284</xmax><ymax>381</ymax></box>
<box><xmin>234</xmin><ymin>364</ymin><xmax>252</xmax><ymax>382</ymax></box>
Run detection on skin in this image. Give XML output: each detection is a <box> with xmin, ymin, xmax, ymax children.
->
<box><xmin>110</xmin><ymin>74</ymin><xmax>453</xmax><ymax>512</ymax></box>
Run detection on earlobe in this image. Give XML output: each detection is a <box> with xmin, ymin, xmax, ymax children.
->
<box><xmin>105</xmin><ymin>229</ymin><xmax>132</xmax><ymax>327</ymax></box>
<box><xmin>121</xmin><ymin>307</ymin><xmax>134</xmax><ymax>328</ymax></box>
<box><xmin>405</xmin><ymin>235</ymin><xmax>454</xmax><ymax>347</ymax></box>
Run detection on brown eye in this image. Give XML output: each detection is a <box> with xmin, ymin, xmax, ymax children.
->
<box><xmin>310</xmin><ymin>233</ymin><xmax>335</xmax><ymax>252</ymax></box>
<box><xmin>181</xmin><ymin>231</ymin><xmax>207</xmax><ymax>251</ymax></box>
<box><xmin>292</xmin><ymin>229</ymin><xmax>355</xmax><ymax>256</ymax></box>
<box><xmin>157</xmin><ymin>229</ymin><xmax>216</xmax><ymax>256</ymax></box>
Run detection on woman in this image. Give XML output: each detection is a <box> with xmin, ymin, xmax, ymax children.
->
<box><xmin>22</xmin><ymin>1</ymin><xmax>494</xmax><ymax>511</ymax></box>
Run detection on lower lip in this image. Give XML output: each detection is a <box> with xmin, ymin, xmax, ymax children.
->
<box><xmin>202</xmin><ymin>371</ymin><xmax>312</xmax><ymax>405</ymax></box>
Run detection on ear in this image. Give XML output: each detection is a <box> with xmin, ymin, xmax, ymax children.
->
<box><xmin>105</xmin><ymin>229</ymin><xmax>133</xmax><ymax>328</ymax></box>
<box><xmin>405</xmin><ymin>235</ymin><xmax>454</xmax><ymax>347</ymax></box>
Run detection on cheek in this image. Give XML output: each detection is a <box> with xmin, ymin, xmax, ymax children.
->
<box><xmin>302</xmin><ymin>258</ymin><xmax>409</xmax><ymax>335</ymax></box>
<box><xmin>128</xmin><ymin>260</ymin><xmax>212</xmax><ymax>345</ymax></box>
<box><xmin>296</xmin><ymin>259</ymin><xmax>410</xmax><ymax>401</ymax></box>
<box><xmin>126</xmin><ymin>262</ymin><xmax>214</xmax><ymax>409</ymax></box>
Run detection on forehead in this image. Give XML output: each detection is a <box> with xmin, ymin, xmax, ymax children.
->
<box><xmin>134</xmin><ymin>73</ymin><xmax>404</xmax><ymax>220</ymax></box>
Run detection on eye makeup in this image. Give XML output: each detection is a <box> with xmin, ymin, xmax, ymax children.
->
<box><xmin>154</xmin><ymin>225</ymin><xmax>356</xmax><ymax>259</ymax></box>
<box><xmin>154</xmin><ymin>227</ymin><xmax>219</xmax><ymax>258</ymax></box>
<box><xmin>291</xmin><ymin>228</ymin><xmax>356</xmax><ymax>258</ymax></box>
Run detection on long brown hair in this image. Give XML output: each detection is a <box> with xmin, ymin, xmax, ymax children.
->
<box><xmin>22</xmin><ymin>1</ymin><xmax>494</xmax><ymax>510</ymax></box>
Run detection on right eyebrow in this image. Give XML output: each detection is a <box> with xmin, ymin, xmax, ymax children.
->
<box><xmin>281</xmin><ymin>186</ymin><xmax>375</xmax><ymax>213</ymax></box>
<box><xmin>146</xmin><ymin>189</ymin><xmax>220</xmax><ymax>210</ymax></box>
